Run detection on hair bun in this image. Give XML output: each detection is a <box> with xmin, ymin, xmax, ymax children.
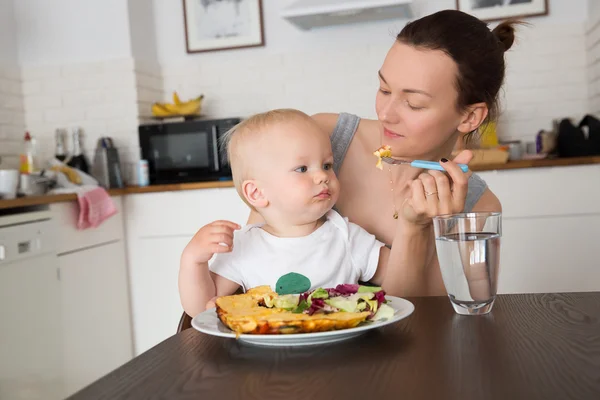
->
<box><xmin>492</xmin><ymin>20</ymin><xmax>519</xmax><ymax>52</ymax></box>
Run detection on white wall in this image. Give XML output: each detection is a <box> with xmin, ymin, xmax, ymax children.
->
<box><xmin>14</xmin><ymin>0</ymin><xmax>132</xmax><ymax>66</ymax></box>
<box><xmin>0</xmin><ymin>0</ymin><xmax>25</xmax><ymax>169</ymax></box>
<box><xmin>128</xmin><ymin>0</ymin><xmax>165</xmax><ymax>126</ymax></box>
<box><xmin>0</xmin><ymin>0</ymin><xmax>18</xmax><ymax>63</ymax></box>
<box><xmin>157</xmin><ymin>0</ymin><xmax>590</xmax><ymax>145</ymax></box>
<box><xmin>588</xmin><ymin>2</ymin><xmax>600</xmax><ymax>115</ymax></box>
<box><xmin>128</xmin><ymin>0</ymin><xmax>159</xmax><ymax>64</ymax></box>
<box><xmin>7</xmin><ymin>0</ymin><xmax>143</xmax><ymax>178</ymax></box>
<box><xmin>1</xmin><ymin>0</ymin><xmax>593</xmax><ymax>170</ymax></box>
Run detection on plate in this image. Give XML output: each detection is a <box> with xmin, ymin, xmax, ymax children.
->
<box><xmin>191</xmin><ymin>296</ymin><xmax>415</xmax><ymax>347</ymax></box>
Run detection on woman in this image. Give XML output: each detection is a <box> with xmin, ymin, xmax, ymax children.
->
<box><xmin>249</xmin><ymin>10</ymin><xmax>514</xmax><ymax>297</ymax></box>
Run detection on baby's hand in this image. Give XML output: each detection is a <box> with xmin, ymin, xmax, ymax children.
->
<box><xmin>188</xmin><ymin>220</ymin><xmax>241</xmax><ymax>264</ymax></box>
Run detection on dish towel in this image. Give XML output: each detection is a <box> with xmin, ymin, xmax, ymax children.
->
<box><xmin>77</xmin><ymin>186</ymin><xmax>117</xmax><ymax>229</ymax></box>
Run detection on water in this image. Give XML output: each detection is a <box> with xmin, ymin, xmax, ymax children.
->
<box><xmin>435</xmin><ymin>232</ymin><xmax>501</xmax><ymax>315</ymax></box>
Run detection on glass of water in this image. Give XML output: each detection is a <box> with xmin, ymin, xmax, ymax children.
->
<box><xmin>433</xmin><ymin>212</ymin><xmax>502</xmax><ymax>315</ymax></box>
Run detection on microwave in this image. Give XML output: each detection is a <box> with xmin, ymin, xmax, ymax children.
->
<box><xmin>138</xmin><ymin>117</ymin><xmax>241</xmax><ymax>184</ymax></box>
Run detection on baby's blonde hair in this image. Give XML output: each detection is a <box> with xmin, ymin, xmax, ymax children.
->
<box><xmin>220</xmin><ymin>108</ymin><xmax>313</xmax><ymax>209</ymax></box>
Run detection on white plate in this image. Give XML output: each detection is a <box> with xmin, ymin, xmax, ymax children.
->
<box><xmin>191</xmin><ymin>296</ymin><xmax>415</xmax><ymax>347</ymax></box>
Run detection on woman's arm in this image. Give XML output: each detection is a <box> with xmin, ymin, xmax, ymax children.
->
<box><xmin>373</xmin><ymin>222</ymin><xmax>436</xmax><ymax>297</ymax></box>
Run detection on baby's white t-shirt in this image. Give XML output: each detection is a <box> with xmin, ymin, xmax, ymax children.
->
<box><xmin>208</xmin><ymin>210</ymin><xmax>385</xmax><ymax>292</ymax></box>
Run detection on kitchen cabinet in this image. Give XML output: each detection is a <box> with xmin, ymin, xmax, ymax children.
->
<box><xmin>124</xmin><ymin>187</ymin><xmax>249</xmax><ymax>355</ymax></box>
<box><xmin>478</xmin><ymin>164</ymin><xmax>600</xmax><ymax>294</ymax></box>
<box><xmin>50</xmin><ymin>197</ymin><xmax>133</xmax><ymax>397</ymax></box>
<box><xmin>58</xmin><ymin>240</ymin><xmax>132</xmax><ymax>396</ymax></box>
<box><xmin>127</xmin><ymin>236</ymin><xmax>190</xmax><ymax>355</ymax></box>
<box><xmin>0</xmin><ymin>213</ymin><xmax>65</xmax><ymax>400</ymax></box>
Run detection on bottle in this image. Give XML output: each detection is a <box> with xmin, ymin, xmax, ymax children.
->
<box><xmin>137</xmin><ymin>159</ymin><xmax>149</xmax><ymax>187</ymax></box>
<box><xmin>55</xmin><ymin>129</ymin><xmax>67</xmax><ymax>162</ymax></box>
<box><xmin>19</xmin><ymin>131</ymin><xmax>36</xmax><ymax>174</ymax></box>
<box><xmin>67</xmin><ymin>127</ymin><xmax>90</xmax><ymax>174</ymax></box>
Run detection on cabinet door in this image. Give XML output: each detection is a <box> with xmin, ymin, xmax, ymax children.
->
<box><xmin>59</xmin><ymin>240</ymin><xmax>133</xmax><ymax>396</ymax></box>
<box><xmin>0</xmin><ymin>253</ymin><xmax>65</xmax><ymax>400</ymax></box>
<box><xmin>128</xmin><ymin>236</ymin><xmax>190</xmax><ymax>355</ymax></box>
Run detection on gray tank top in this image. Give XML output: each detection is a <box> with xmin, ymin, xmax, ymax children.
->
<box><xmin>330</xmin><ymin>112</ymin><xmax>487</xmax><ymax>213</ymax></box>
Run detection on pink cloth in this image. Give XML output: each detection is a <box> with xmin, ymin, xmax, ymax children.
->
<box><xmin>77</xmin><ymin>187</ymin><xmax>117</xmax><ymax>229</ymax></box>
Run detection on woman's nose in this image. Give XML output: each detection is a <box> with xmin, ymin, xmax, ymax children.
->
<box><xmin>378</xmin><ymin>98</ymin><xmax>399</xmax><ymax>124</ymax></box>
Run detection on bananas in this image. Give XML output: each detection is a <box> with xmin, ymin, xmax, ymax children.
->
<box><xmin>152</xmin><ymin>92</ymin><xmax>204</xmax><ymax>118</ymax></box>
<box><xmin>50</xmin><ymin>164</ymin><xmax>82</xmax><ymax>185</ymax></box>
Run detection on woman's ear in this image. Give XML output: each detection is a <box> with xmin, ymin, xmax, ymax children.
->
<box><xmin>242</xmin><ymin>180</ymin><xmax>269</xmax><ymax>209</ymax></box>
<box><xmin>457</xmin><ymin>103</ymin><xmax>489</xmax><ymax>134</ymax></box>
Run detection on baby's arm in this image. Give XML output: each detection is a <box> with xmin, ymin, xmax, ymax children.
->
<box><xmin>178</xmin><ymin>220</ymin><xmax>241</xmax><ymax>317</ymax></box>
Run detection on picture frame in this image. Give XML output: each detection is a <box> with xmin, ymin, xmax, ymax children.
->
<box><xmin>183</xmin><ymin>0</ymin><xmax>265</xmax><ymax>53</ymax></box>
<box><xmin>455</xmin><ymin>0</ymin><xmax>548</xmax><ymax>22</ymax></box>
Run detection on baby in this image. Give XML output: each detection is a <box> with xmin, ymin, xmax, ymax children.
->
<box><xmin>179</xmin><ymin>109</ymin><xmax>404</xmax><ymax>317</ymax></box>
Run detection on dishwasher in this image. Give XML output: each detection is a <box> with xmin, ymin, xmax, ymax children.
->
<box><xmin>0</xmin><ymin>208</ymin><xmax>65</xmax><ymax>400</ymax></box>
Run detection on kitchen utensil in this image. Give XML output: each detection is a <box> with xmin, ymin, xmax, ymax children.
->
<box><xmin>92</xmin><ymin>137</ymin><xmax>124</xmax><ymax>189</ymax></box>
<box><xmin>381</xmin><ymin>157</ymin><xmax>469</xmax><ymax>172</ymax></box>
<box><xmin>0</xmin><ymin>169</ymin><xmax>20</xmax><ymax>199</ymax></box>
<box><xmin>18</xmin><ymin>173</ymin><xmax>54</xmax><ymax>196</ymax></box>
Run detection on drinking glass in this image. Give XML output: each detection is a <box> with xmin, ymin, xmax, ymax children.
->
<box><xmin>433</xmin><ymin>212</ymin><xmax>502</xmax><ymax>315</ymax></box>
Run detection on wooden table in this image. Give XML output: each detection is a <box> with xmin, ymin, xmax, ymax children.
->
<box><xmin>68</xmin><ymin>293</ymin><xmax>600</xmax><ymax>400</ymax></box>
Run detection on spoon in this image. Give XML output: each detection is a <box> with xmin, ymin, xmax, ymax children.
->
<box><xmin>381</xmin><ymin>157</ymin><xmax>469</xmax><ymax>173</ymax></box>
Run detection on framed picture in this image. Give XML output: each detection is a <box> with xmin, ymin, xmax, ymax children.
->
<box><xmin>183</xmin><ymin>0</ymin><xmax>265</xmax><ymax>53</ymax></box>
<box><xmin>456</xmin><ymin>0</ymin><xmax>548</xmax><ymax>22</ymax></box>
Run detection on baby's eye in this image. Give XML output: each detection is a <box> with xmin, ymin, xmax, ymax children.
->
<box><xmin>295</xmin><ymin>166</ymin><xmax>308</xmax><ymax>173</ymax></box>
<box><xmin>323</xmin><ymin>163</ymin><xmax>333</xmax><ymax>171</ymax></box>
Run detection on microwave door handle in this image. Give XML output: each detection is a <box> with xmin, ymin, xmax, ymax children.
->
<box><xmin>211</xmin><ymin>126</ymin><xmax>220</xmax><ymax>171</ymax></box>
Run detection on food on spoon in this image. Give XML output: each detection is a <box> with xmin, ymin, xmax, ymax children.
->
<box><xmin>373</xmin><ymin>145</ymin><xmax>392</xmax><ymax>170</ymax></box>
<box><xmin>215</xmin><ymin>284</ymin><xmax>394</xmax><ymax>335</ymax></box>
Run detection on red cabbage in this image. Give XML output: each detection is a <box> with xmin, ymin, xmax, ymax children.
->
<box><xmin>374</xmin><ymin>290</ymin><xmax>386</xmax><ymax>306</ymax></box>
<box><xmin>334</xmin><ymin>284</ymin><xmax>360</xmax><ymax>295</ymax></box>
<box><xmin>306</xmin><ymin>298</ymin><xmax>325</xmax><ymax>315</ymax></box>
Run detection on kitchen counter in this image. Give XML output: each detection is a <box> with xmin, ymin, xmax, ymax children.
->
<box><xmin>0</xmin><ymin>180</ymin><xmax>235</xmax><ymax>210</ymax></box>
<box><xmin>2</xmin><ymin>155</ymin><xmax>600</xmax><ymax>210</ymax></box>
<box><xmin>469</xmin><ymin>155</ymin><xmax>600</xmax><ymax>172</ymax></box>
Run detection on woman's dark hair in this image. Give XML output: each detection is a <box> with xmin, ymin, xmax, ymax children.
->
<box><xmin>397</xmin><ymin>10</ymin><xmax>521</xmax><ymax>131</ymax></box>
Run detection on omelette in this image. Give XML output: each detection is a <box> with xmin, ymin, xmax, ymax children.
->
<box><xmin>215</xmin><ymin>284</ymin><xmax>393</xmax><ymax>335</ymax></box>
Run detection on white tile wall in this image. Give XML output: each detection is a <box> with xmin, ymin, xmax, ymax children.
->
<box><xmin>0</xmin><ymin>20</ymin><xmax>594</xmax><ymax>175</ymax></box>
<box><xmin>587</xmin><ymin>9</ymin><xmax>600</xmax><ymax>116</ymax></box>
<box><xmin>0</xmin><ymin>65</ymin><xmax>25</xmax><ymax>169</ymax></box>
<box><xmin>18</xmin><ymin>58</ymin><xmax>140</xmax><ymax>175</ymax></box>
<box><xmin>161</xmin><ymin>42</ymin><xmax>387</xmax><ymax>121</ymax></box>
<box><xmin>499</xmin><ymin>23</ymin><xmax>589</xmax><ymax>143</ymax></box>
<box><xmin>135</xmin><ymin>61</ymin><xmax>164</xmax><ymax>123</ymax></box>
<box><xmin>160</xmin><ymin>22</ymin><xmax>589</xmax><ymax>146</ymax></box>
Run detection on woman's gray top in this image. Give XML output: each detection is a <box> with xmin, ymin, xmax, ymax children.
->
<box><xmin>330</xmin><ymin>112</ymin><xmax>487</xmax><ymax>213</ymax></box>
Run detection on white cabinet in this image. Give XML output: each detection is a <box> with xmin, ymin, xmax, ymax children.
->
<box><xmin>478</xmin><ymin>164</ymin><xmax>600</xmax><ymax>294</ymax></box>
<box><xmin>49</xmin><ymin>196</ymin><xmax>133</xmax><ymax>397</ymax></box>
<box><xmin>127</xmin><ymin>236</ymin><xmax>190</xmax><ymax>355</ymax></box>
<box><xmin>58</xmin><ymin>240</ymin><xmax>133</xmax><ymax>396</ymax></box>
<box><xmin>0</xmin><ymin>214</ymin><xmax>65</xmax><ymax>400</ymax></box>
<box><xmin>0</xmin><ymin>253</ymin><xmax>64</xmax><ymax>400</ymax></box>
<box><xmin>124</xmin><ymin>187</ymin><xmax>249</xmax><ymax>355</ymax></box>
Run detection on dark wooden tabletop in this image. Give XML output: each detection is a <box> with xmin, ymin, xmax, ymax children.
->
<box><xmin>68</xmin><ymin>292</ymin><xmax>600</xmax><ymax>400</ymax></box>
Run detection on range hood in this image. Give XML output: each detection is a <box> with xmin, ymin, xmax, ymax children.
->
<box><xmin>281</xmin><ymin>0</ymin><xmax>414</xmax><ymax>30</ymax></box>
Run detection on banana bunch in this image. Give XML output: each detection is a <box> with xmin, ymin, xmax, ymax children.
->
<box><xmin>50</xmin><ymin>164</ymin><xmax>82</xmax><ymax>185</ymax></box>
<box><xmin>152</xmin><ymin>92</ymin><xmax>204</xmax><ymax>118</ymax></box>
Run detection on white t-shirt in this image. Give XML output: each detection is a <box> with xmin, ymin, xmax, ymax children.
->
<box><xmin>209</xmin><ymin>210</ymin><xmax>385</xmax><ymax>292</ymax></box>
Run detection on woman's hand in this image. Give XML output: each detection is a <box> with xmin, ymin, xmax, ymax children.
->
<box><xmin>402</xmin><ymin>150</ymin><xmax>474</xmax><ymax>225</ymax></box>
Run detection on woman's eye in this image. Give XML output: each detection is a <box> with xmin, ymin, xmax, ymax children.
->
<box><xmin>323</xmin><ymin>163</ymin><xmax>333</xmax><ymax>171</ymax></box>
<box><xmin>406</xmin><ymin>101</ymin><xmax>424</xmax><ymax>111</ymax></box>
<box><xmin>379</xmin><ymin>88</ymin><xmax>391</xmax><ymax>95</ymax></box>
<box><xmin>295</xmin><ymin>166</ymin><xmax>308</xmax><ymax>173</ymax></box>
